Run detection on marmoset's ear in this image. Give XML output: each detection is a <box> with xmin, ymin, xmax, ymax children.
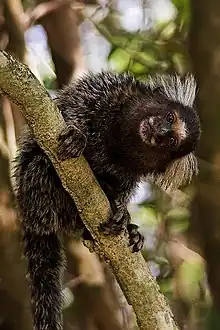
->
<box><xmin>149</xmin><ymin>152</ymin><xmax>198</xmax><ymax>191</ymax></box>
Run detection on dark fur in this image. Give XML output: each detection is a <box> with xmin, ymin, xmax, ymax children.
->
<box><xmin>13</xmin><ymin>72</ymin><xmax>201</xmax><ymax>330</ymax></box>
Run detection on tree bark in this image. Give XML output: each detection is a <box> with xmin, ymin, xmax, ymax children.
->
<box><xmin>0</xmin><ymin>50</ymin><xmax>179</xmax><ymax>330</ymax></box>
<box><xmin>65</xmin><ymin>239</ymin><xmax>125</xmax><ymax>330</ymax></box>
<box><xmin>3</xmin><ymin>0</ymin><xmax>27</xmax><ymax>136</ymax></box>
<box><xmin>189</xmin><ymin>0</ymin><xmax>220</xmax><ymax>310</ymax></box>
<box><xmin>40</xmin><ymin>2</ymin><xmax>86</xmax><ymax>87</ymax></box>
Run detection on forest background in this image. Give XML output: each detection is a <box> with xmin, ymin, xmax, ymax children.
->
<box><xmin>0</xmin><ymin>0</ymin><xmax>218</xmax><ymax>329</ymax></box>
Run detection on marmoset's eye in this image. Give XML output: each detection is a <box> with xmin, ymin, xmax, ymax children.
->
<box><xmin>169</xmin><ymin>136</ymin><xmax>178</xmax><ymax>147</ymax></box>
<box><xmin>166</xmin><ymin>112</ymin><xmax>175</xmax><ymax>124</ymax></box>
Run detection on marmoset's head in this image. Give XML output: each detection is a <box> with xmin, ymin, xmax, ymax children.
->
<box><xmin>136</xmin><ymin>74</ymin><xmax>201</xmax><ymax>190</ymax></box>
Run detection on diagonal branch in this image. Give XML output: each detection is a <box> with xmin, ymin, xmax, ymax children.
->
<box><xmin>0</xmin><ymin>50</ymin><xmax>179</xmax><ymax>330</ymax></box>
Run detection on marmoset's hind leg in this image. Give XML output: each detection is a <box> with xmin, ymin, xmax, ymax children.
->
<box><xmin>100</xmin><ymin>204</ymin><xmax>144</xmax><ymax>252</ymax></box>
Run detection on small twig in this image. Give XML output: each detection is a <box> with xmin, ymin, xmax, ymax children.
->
<box><xmin>2</xmin><ymin>96</ymin><xmax>17</xmax><ymax>162</ymax></box>
<box><xmin>22</xmin><ymin>0</ymin><xmax>85</xmax><ymax>30</ymax></box>
<box><xmin>64</xmin><ymin>275</ymin><xmax>86</xmax><ymax>289</ymax></box>
<box><xmin>0</xmin><ymin>126</ymin><xmax>9</xmax><ymax>159</ymax></box>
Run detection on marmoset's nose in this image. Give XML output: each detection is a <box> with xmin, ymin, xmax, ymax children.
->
<box><xmin>157</xmin><ymin>127</ymin><xmax>169</xmax><ymax>137</ymax></box>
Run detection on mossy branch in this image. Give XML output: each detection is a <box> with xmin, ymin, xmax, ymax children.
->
<box><xmin>0</xmin><ymin>51</ymin><xmax>178</xmax><ymax>330</ymax></box>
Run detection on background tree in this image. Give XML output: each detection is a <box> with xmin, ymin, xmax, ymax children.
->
<box><xmin>189</xmin><ymin>0</ymin><xmax>220</xmax><ymax>328</ymax></box>
<box><xmin>0</xmin><ymin>0</ymin><xmax>220</xmax><ymax>329</ymax></box>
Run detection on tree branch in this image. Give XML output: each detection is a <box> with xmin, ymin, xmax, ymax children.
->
<box><xmin>0</xmin><ymin>50</ymin><xmax>179</xmax><ymax>330</ymax></box>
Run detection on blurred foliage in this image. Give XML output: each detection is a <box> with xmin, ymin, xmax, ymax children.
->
<box><xmin>88</xmin><ymin>0</ymin><xmax>192</xmax><ymax>77</ymax></box>
<box><xmin>80</xmin><ymin>0</ymin><xmax>213</xmax><ymax>328</ymax></box>
<box><xmin>20</xmin><ymin>0</ymin><xmax>218</xmax><ymax>328</ymax></box>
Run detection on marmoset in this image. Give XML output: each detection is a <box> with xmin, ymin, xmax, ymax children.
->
<box><xmin>13</xmin><ymin>72</ymin><xmax>201</xmax><ymax>330</ymax></box>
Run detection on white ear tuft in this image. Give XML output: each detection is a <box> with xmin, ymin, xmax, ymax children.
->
<box><xmin>148</xmin><ymin>74</ymin><xmax>197</xmax><ymax>107</ymax></box>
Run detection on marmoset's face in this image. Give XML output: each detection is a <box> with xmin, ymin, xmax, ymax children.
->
<box><xmin>139</xmin><ymin>102</ymin><xmax>201</xmax><ymax>157</ymax></box>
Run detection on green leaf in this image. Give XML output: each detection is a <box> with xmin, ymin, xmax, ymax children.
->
<box><xmin>160</xmin><ymin>22</ymin><xmax>176</xmax><ymax>40</ymax></box>
<box><xmin>167</xmin><ymin>207</ymin><xmax>189</xmax><ymax>233</ymax></box>
<box><xmin>172</xmin><ymin>0</ymin><xmax>190</xmax><ymax>31</ymax></box>
<box><xmin>130</xmin><ymin>62</ymin><xmax>148</xmax><ymax>74</ymax></box>
<box><xmin>172</xmin><ymin>52</ymin><xmax>188</xmax><ymax>75</ymax></box>
<box><xmin>137</xmin><ymin>206</ymin><xmax>159</xmax><ymax>226</ymax></box>
<box><xmin>108</xmin><ymin>48</ymin><xmax>130</xmax><ymax>72</ymax></box>
<box><xmin>177</xmin><ymin>260</ymin><xmax>204</xmax><ymax>303</ymax></box>
<box><xmin>154</xmin><ymin>20</ymin><xmax>176</xmax><ymax>40</ymax></box>
<box><xmin>135</xmin><ymin>52</ymin><xmax>158</xmax><ymax>67</ymax></box>
<box><xmin>160</xmin><ymin>278</ymin><xmax>174</xmax><ymax>296</ymax></box>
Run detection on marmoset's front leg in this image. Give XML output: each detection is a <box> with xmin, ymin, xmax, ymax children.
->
<box><xmin>98</xmin><ymin>180</ymin><xmax>144</xmax><ymax>252</ymax></box>
<box><xmin>57</xmin><ymin>124</ymin><xmax>87</xmax><ymax>160</ymax></box>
